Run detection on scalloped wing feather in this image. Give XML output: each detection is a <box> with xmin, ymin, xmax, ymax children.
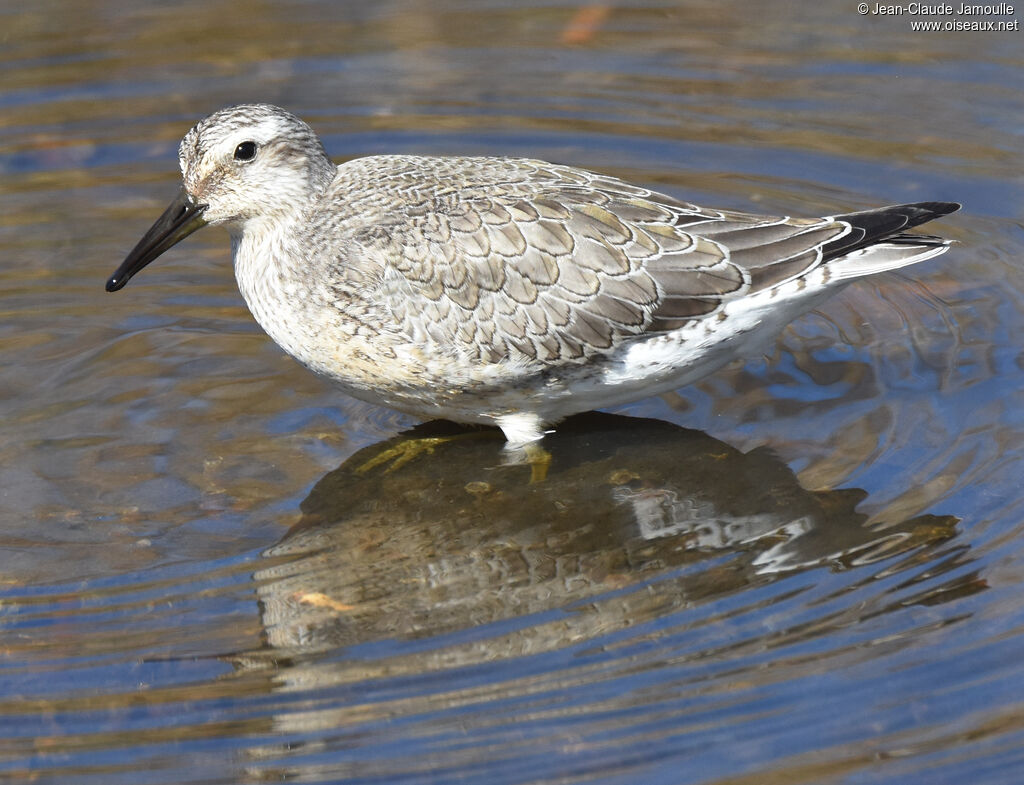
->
<box><xmin>347</xmin><ymin>158</ymin><xmax>910</xmax><ymax>365</ymax></box>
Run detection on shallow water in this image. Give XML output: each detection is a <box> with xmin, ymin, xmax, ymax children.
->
<box><xmin>1</xmin><ymin>1</ymin><xmax>1023</xmax><ymax>783</ymax></box>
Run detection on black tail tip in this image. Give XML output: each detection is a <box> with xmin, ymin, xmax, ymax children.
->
<box><xmin>913</xmin><ymin>201</ymin><xmax>961</xmax><ymax>218</ymax></box>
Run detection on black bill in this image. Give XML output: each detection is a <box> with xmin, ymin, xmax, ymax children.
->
<box><xmin>106</xmin><ymin>187</ymin><xmax>208</xmax><ymax>292</ymax></box>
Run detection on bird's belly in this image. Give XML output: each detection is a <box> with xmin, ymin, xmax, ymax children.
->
<box><xmin>245</xmin><ymin>273</ymin><xmax>841</xmax><ymax>428</ymax></box>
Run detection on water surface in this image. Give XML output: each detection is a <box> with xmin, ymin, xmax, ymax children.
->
<box><xmin>1</xmin><ymin>1</ymin><xmax>1022</xmax><ymax>783</ymax></box>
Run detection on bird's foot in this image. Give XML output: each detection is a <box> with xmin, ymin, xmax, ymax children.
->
<box><xmin>502</xmin><ymin>441</ymin><xmax>553</xmax><ymax>484</ymax></box>
<box><xmin>354</xmin><ymin>436</ymin><xmax>454</xmax><ymax>475</ymax></box>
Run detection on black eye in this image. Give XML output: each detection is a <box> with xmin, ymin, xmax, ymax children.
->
<box><xmin>233</xmin><ymin>141</ymin><xmax>258</xmax><ymax>161</ymax></box>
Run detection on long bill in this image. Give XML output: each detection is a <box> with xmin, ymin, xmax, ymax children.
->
<box><xmin>106</xmin><ymin>187</ymin><xmax>208</xmax><ymax>292</ymax></box>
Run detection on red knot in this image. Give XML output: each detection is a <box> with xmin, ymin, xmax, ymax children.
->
<box><xmin>107</xmin><ymin>104</ymin><xmax>959</xmax><ymax>444</ymax></box>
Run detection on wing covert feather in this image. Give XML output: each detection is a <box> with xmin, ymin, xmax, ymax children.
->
<box><xmin>347</xmin><ymin>157</ymin><xmax>850</xmax><ymax>364</ymax></box>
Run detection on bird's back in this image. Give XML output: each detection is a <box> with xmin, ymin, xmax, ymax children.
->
<box><xmin>314</xmin><ymin>155</ymin><xmax>957</xmax><ymax>371</ymax></box>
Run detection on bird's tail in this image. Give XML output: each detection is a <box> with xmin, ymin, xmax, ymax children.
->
<box><xmin>822</xmin><ymin>201</ymin><xmax>960</xmax><ymax>281</ymax></box>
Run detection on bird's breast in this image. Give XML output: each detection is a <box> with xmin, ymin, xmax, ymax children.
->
<box><xmin>232</xmin><ymin>228</ymin><xmax>432</xmax><ymax>398</ymax></box>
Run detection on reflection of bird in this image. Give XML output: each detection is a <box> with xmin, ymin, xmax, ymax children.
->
<box><xmin>253</xmin><ymin>414</ymin><xmax>964</xmax><ymax>656</ymax></box>
<box><xmin>107</xmin><ymin>104</ymin><xmax>960</xmax><ymax>443</ymax></box>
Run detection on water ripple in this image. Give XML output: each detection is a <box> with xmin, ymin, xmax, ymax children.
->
<box><xmin>1</xmin><ymin>1</ymin><xmax>1022</xmax><ymax>782</ymax></box>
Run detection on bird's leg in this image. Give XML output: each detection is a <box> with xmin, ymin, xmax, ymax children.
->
<box><xmin>354</xmin><ymin>436</ymin><xmax>456</xmax><ymax>475</ymax></box>
<box><xmin>501</xmin><ymin>441</ymin><xmax>553</xmax><ymax>484</ymax></box>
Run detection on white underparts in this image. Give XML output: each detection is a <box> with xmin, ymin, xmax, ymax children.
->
<box><xmin>496</xmin><ymin>412</ymin><xmax>547</xmax><ymax>444</ymax></box>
